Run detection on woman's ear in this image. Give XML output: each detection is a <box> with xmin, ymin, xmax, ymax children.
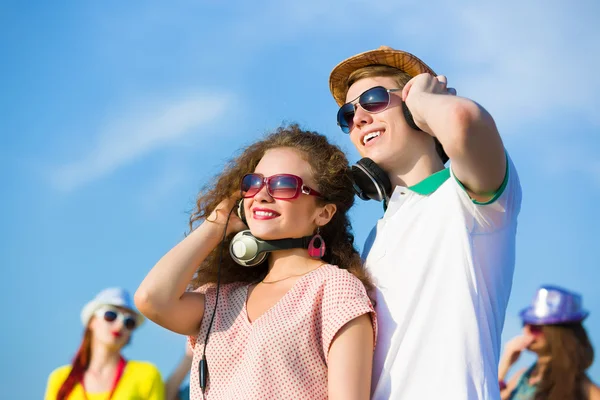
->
<box><xmin>315</xmin><ymin>203</ymin><xmax>337</xmax><ymax>226</ymax></box>
<box><xmin>88</xmin><ymin>316</ymin><xmax>98</xmax><ymax>332</ymax></box>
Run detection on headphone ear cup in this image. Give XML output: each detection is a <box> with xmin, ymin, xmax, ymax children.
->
<box><xmin>229</xmin><ymin>230</ymin><xmax>267</xmax><ymax>267</ymax></box>
<box><xmin>236</xmin><ymin>199</ymin><xmax>247</xmax><ymax>225</ymax></box>
<box><xmin>351</xmin><ymin>158</ymin><xmax>392</xmax><ymax>202</ymax></box>
<box><xmin>403</xmin><ymin>101</ymin><xmax>449</xmax><ymax>164</ymax></box>
<box><xmin>359</xmin><ymin>158</ymin><xmax>391</xmax><ymax>193</ymax></box>
<box><xmin>402</xmin><ymin>100</ymin><xmax>421</xmax><ymax>131</ymax></box>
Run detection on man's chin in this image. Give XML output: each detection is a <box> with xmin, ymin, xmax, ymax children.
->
<box><xmin>361</xmin><ymin>152</ymin><xmax>393</xmax><ymax>169</ymax></box>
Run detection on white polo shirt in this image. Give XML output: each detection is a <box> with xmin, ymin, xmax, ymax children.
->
<box><xmin>364</xmin><ymin>155</ymin><xmax>521</xmax><ymax>400</ymax></box>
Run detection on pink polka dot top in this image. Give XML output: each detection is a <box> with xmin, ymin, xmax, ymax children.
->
<box><xmin>188</xmin><ymin>264</ymin><xmax>376</xmax><ymax>399</ymax></box>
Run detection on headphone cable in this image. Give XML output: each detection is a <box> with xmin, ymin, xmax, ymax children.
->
<box><xmin>199</xmin><ymin>203</ymin><xmax>237</xmax><ymax>395</ymax></box>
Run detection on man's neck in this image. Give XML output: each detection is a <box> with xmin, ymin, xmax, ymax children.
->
<box><xmin>388</xmin><ymin>152</ymin><xmax>445</xmax><ymax>188</ymax></box>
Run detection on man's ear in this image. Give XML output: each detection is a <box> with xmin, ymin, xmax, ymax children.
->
<box><xmin>315</xmin><ymin>203</ymin><xmax>337</xmax><ymax>226</ymax></box>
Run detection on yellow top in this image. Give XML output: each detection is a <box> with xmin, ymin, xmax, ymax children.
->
<box><xmin>44</xmin><ymin>360</ymin><xmax>165</xmax><ymax>400</ymax></box>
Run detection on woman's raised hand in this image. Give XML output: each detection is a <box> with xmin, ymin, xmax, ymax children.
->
<box><xmin>207</xmin><ymin>195</ymin><xmax>248</xmax><ymax>236</ymax></box>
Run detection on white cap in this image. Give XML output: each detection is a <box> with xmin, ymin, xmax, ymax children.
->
<box><xmin>80</xmin><ymin>287</ymin><xmax>144</xmax><ymax>327</ymax></box>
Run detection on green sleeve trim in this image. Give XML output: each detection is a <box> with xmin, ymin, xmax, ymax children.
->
<box><xmin>408</xmin><ymin>168</ymin><xmax>451</xmax><ymax>195</ymax></box>
<box><xmin>453</xmin><ymin>152</ymin><xmax>509</xmax><ymax>205</ymax></box>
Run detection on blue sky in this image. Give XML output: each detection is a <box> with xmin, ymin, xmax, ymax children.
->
<box><xmin>2</xmin><ymin>1</ymin><xmax>599</xmax><ymax>397</ymax></box>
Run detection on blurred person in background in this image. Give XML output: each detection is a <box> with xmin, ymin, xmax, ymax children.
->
<box><xmin>499</xmin><ymin>285</ymin><xmax>600</xmax><ymax>400</ymax></box>
<box><xmin>166</xmin><ymin>341</ymin><xmax>193</xmax><ymax>400</ymax></box>
<box><xmin>44</xmin><ymin>287</ymin><xmax>165</xmax><ymax>400</ymax></box>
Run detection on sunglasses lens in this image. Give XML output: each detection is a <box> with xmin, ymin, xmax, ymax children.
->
<box><xmin>103</xmin><ymin>310</ymin><xmax>117</xmax><ymax>322</ymax></box>
<box><xmin>530</xmin><ymin>325</ymin><xmax>543</xmax><ymax>334</ymax></box>
<box><xmin>241</xmin><ymin>174</ymin><xmax>263</xmax><ymax>197</ymax></box>
<box><xmin>360</xmin><ymin>87</ymin><xmax>390</xmax><ymax>113</ymax></box>
<box><xmin>337</xmin><ymin>87</ymin><xmax>392</xmax><ymax>133</ymax></box>
<box><xmin>268</xmin><ymin>175</ymin><xmax>299</xmax><ymax>199</ymax></box>
<box><xmin>337</xmin><ymin>104</ymin><xmax>354</xmax><ymax>134</ymax></box>
<box><xmin>124</xmin><ymin>317</ymin><xmax>137</xmax><ymax>330</ymax></box>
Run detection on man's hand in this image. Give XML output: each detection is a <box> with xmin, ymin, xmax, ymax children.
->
<box><xmin>402</xmin><ymin>73</ymin><xmax>457</xmax><ymax>134</ymax></box>
<box><xmin>400</xmin><ymin>72</ymin><xmax>506</xmax><ymax>199</ymax></box>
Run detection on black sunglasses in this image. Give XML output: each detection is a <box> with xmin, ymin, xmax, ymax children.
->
<box><xmin>336</xmin><ymin>86</ymin><xmax>401</xmax><ymax>133</ymax></box>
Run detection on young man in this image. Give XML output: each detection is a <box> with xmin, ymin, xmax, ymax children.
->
<box><xmin>329</xmin><ymin>46</ymin><xmax>522</xmax><ymax>399</ymax></box>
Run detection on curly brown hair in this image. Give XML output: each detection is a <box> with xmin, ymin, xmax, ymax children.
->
<box><xmin>188</xmin><ymin>124</ymin><xmax>373</xmax><ymax>294</ymax></box>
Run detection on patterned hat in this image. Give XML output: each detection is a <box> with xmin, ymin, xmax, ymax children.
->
<box><xmin>520</xmin><ymin>285</ymin><xmax>589</xmax><ymax>325</ymax></box>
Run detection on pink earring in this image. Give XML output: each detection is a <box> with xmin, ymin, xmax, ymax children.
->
<box><xmin>308</xmin><ymin>227</ymin><xmax>326</xmax><ymax>258</ymax></box>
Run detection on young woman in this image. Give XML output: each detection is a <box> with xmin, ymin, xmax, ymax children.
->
<box><xmin>135</xmin><ymin>124</ymin><xmax>376</xmax><ymax>399</ymax></box>
<box><xmin>44</xmin><ymin>287</ymin><xmax>164</xmax><ymax>400</ymax></box>
<box><xmin>499</xmin><ymin>285</ymin><xmax>600</xmax><ymax>400</ymax></box>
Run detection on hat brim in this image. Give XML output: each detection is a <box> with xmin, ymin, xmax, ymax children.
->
<box><xmin>519</xmin><ymin>307</ymin><xmax>589</xmax><ymax>326</ymax></box>
<box><xmin>81</xmin><ymin>299</ymin><xmax>145</xmax><ymax>328</ymax></box>
<box><xmin>329</xmin><ymin>48</ymin><xmax>436</xmax><ymax>107</ymax></box>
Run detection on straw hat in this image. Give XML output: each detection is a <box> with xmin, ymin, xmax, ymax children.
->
<box><xmin>329</xmin><ymin>45</ymin><xmax>436</xmax><ymax>107</ymax></box>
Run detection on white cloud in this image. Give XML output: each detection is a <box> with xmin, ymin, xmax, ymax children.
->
<box><xmin>83</xmin><ymin>0</ymin><xmax>599</xmax><ymax>131</ymax></box>
<box><xmin>137</xmin><ymin>160</ymin><xmax>190</xmax><ymax>216</ymax></box>
<box><xmin>48</xmin><ymin>1</ymin><xmax>597</xmax><ymax>189</ymax></box>
<box><xmin>50</xmin><ymin>93</ymin><xmax>230</xmax><ymax>191</ymax></box>
<box><xmin>298</xmin><ymin>0</ymin><xmax>599</xmax><ymax>132</ymax></box>
<box><xmin>445</xmin><ymin>1</ymin><xmax>600</xmax><ymax>130</ymax></box>
<box><xmin>227</xmin><ymin>0</ymin><xmax>599</xmax><ymax>131</ymax></box>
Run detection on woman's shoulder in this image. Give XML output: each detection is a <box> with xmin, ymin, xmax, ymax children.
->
<box><xmin>316</xmin><ymin>264</ymin><xmax>364</xmax><ymax>283</ymax></box>
<box><xmin>45</xmin><ymin>365</ymin><xmax>72</xmax><ymax>399</ymax></box>
<box><xmin>125</xmin><ymin>360</ymin><xmax>162</xmax><ymax>378</ymax></box>
<box><xmin>47</xmin><ymin>364</ymin><xmax>72</xmax><ymax>382</ymax></box>
<box><xmin>312</xmin><ymin>264</ymin><xmax>369</xmax><ymax>296</ymax></box>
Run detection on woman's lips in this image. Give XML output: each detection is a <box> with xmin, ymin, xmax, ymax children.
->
<box><xmin>252</xmin><ymin>209</ymin><xmax>280</xmax><ymax>220</ymax></box>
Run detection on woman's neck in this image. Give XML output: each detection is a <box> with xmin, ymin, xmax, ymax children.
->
<box><xmin>266</xmin><ymin>250</ymin><xmax>323</xmax><ymax>281</ymax></box>
<box><xmin>531</xmin><ymin>355</ymin><xmax>552</xmax><ymax>381</ymax></box>
<box><xmin>87</xmin><ymin>340</ymin><xmax>121</xmax><ymax>375</ymax></box>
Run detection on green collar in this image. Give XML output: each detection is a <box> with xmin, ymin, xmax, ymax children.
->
<box><xmin>408</xmin><ymin>168</ymin><xmax>450</xmax><ymax>195</ymax></box>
